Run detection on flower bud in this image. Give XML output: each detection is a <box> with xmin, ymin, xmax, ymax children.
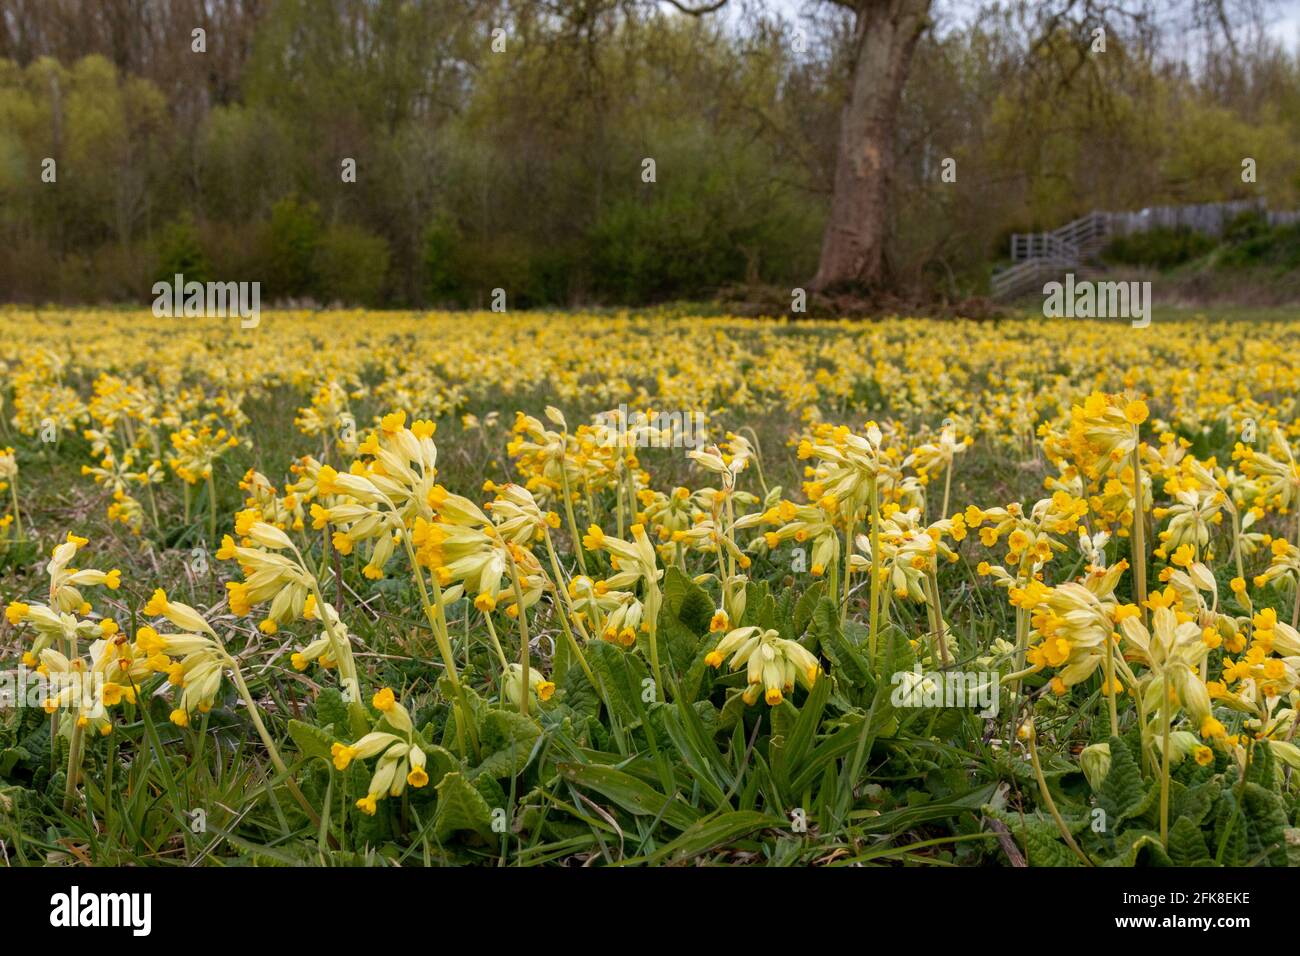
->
<box><xmin>1080</xmin><ymin>742</ymin><xmax>1111</xmax><ymax>791</ymax></box>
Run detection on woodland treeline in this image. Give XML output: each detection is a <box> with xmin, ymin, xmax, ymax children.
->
<box><xmin>1</xmin><ymin>0</ymin><xmax>1297</xmax><ymax>306</ymax></box>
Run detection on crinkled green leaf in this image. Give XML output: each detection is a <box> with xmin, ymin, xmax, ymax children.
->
<box><xmin>1023</xmin><ymin>825</ymin><xmax>1083</xmax><ymax>866</ymax></box>
<box><xmin>471</xmin><ymin>708</ymin><xmax>541</xmax><ymax>780</ymax></box>
<box><xmin>288</xmin><ymin>719</ymin><xmax>336</xmax><ymax>763</ymax></box>
<box><xmin>1097</xmin><ymin>735</ymin><xmax>1146</xmax><ymax>824</ymax></box>
<box><xmin>1242</xmin><ymin>781</ymin><xmax>1289</xmax><ymax>866</ymax></box>
<box><xmin>434</xmin><ymin>770</ymin><xmax>495</xmax><ymax>842</ymax></box>
<box><xmin>1167</xmin><ymin>816</ymin><xmax>1212</xmax><ymax>866</ymax></box>
<box><xmin>586</xmin><ymin>639</ymin><xmax>651</xmax><ymax>727</ymax></box>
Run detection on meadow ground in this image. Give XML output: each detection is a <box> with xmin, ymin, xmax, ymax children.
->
<box><xmin>1</xmin><ymin>305</ymin><xmax>1299</xmax><ymax>866</ymax></box>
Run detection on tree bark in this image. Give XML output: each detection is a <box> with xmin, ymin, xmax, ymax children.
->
<box><xmin>811</xmin><ymin>0</ymin><xmax>931</xmax><ymax>293</ymax></box>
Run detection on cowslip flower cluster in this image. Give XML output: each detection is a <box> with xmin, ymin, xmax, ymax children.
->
<box><xmin>706</xmin><ymin>626</ymin><xmax>820</xmax><ymax>706</ymax></box>
<box><xmin>331</xmin><ymin>688</ymin><xmax>430</xmax><ymax>815</ymax></box>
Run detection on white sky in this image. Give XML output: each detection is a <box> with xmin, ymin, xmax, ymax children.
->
<box><xmin>756</xmin><ymin>0</ymin><xmax>1300</xmax><ymax>51</ymax></box>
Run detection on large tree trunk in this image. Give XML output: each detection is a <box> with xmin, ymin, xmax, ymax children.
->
<box><xmin>811</xmin><ymin>0</ymin><xmax>930</xmax><ymax>293</ymax></box>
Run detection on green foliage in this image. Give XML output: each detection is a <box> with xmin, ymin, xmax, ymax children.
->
<box><xmin>314</xmin><ymin>224</ymin><xmax>390</xmax><ymax>306</ymax></box>
<box><xmin>420</xmin><ymin>216</ymin><xmax>464</xmax><ymax>305</ymax></box>
<box><xmin>154</xmin><ymin>214</ymin><xmax>210</xmax><ymax>284</ymax></box>
<box><xmin>1102</xmin><ymin>227</ymin><xmax>1216</xmax><ymax>269</ymax></box>
<box><xmin>265</xmin><ymin>196</ymin><xmax>323</xmax><ymax>298</ymax></box>
<box><xmin>1218</xmin><ymin>215</ymin><xmax>1300</xmax><ymax>270</ymax></box>
<box><xmin>1017</xmin><ymin>734</ymin><xmax>1298</xmax><ymax>867</ymax></box>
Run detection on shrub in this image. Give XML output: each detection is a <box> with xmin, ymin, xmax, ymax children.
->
<box><xmin>1101</xmin><ymin>226</ymin><xmax>1215</xmax><ymax>270</ymax></box>
<box><xmin>264</xmin><ymin>196</ymin><xmax>323</xmax><ymax>298</ymax></box>
<box><xmin>314</xmin><ymin>225</ymin><xmax>391</xmax><ymax>306</ymax></box>
<box><xmin>154</xmin><ymin>214</ymin><xmax>210</xmax><ymax>285</ymax></box>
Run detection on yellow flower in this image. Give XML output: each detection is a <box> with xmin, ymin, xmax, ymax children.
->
<box><xmin>1200</xmin><ymin>715</ymin><xmax>1226</xmax><ymax>739</ymax></box>
<box><xmin>1123</xmin><ymin>400</ymin><xmax>1148</xmax><ymax>425</ymax></box>
<box><xmin>407</xmin><ymin>766</ymin><xmax>429</xmax><ymax>788</ymax></box>
<box><xmin>332</xmin><ymin>742</ymin><xmax>357</xmax><ymax>770</ymax></box>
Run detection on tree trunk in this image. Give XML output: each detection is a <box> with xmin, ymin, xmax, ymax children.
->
<box><xmin>811</xmin><ymin>0</ymin><xmax>930</xmax><ymax>293</ymax></box>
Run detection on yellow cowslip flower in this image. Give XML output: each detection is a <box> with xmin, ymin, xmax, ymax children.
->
<box><xmin>1024</xmin><ymin>561</ymin><xmax>1126</xmax><ymax>689</ymax></box>
<box><xmin>504</xmin><ymin>663</ymin><xmax>556</xmax><ymax>708</ymax></box>
<box><xmin>331</xmin><ymin>694</ymin><xmax>426</xmax><ymax>814</ymax></box>
<box><xmin>706</xmin><ymin>626</ymin><xmax>820</xmax><ymax>706</ymax></box>
<box><xmin>142</xmin><ymin>588</ymin><xmax>216</xmax><ymax>638</ymax></box>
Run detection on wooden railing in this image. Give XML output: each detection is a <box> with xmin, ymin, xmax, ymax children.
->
<box><xmin>991</xmin><ymin>200</ymin><xmax>1296</xmax><ymax>300</ymax></box>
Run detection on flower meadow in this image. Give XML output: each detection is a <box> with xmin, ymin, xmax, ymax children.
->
<box><xmin>1</xmin><ymin>307</ymin><xmax>1299</xmax><ymax>867</ymax></box>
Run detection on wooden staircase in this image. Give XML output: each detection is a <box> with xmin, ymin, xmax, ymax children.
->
<box><xmin>990</xmin><ymin>200</ymin><xmax>1299</xmax><ymax>301</ymax></box>
<box><xmin>991</xmin><ymin>211</ymin><xmax>1110</xmax><ymax>300</ymax></box>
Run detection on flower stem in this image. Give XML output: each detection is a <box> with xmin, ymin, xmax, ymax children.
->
<box><xmin>1131</xmin><ymin>443</ymin><xmax>1148</xmax><ymax>623</ymax></box>
<box><xmin>1028</xmin><ymin>729</ymin><xmax>1093</xmax><ymax>866</ymax></box>
<box><xmin>543</xmin><ymin>530</ymin><xmax>597</xmax><ymax>687</ymax></box>
<box><xmin>62</xmin><ymin>718</ymin><xmax>84</xmax><ymax>812</ymax></box>
<box><xmin>1103</xmin><ymin>632</ymin><xmax>1119</xmax><ymax>739</ymax></box>
<box><xmin>926</xmin><ymin>565</ymin><xmax>950</xmax><ymax>667</ymax></box>
<box><xmin>558</xmin><ymin>443</ymin><xmax>587</xmax><ymax>576</ymax></box>
<box><xmin>9</xmin><ymin>478</ymin><xmax>23</xmax><ymax>542</ymax></box>
<box><xmin>226</xmin><ymin>652</ymin><xmax>322</xmax><ymax>828</ymax></box>
<box><xmin>505</xmin><ymin>547</ymin><xmax>531</xmax><ymax>716</ymax></box>
<box><xmin>397</xmin><ymin>532</ymin><xmax>479</xmax><ymax>759</ymax></box>
<box><xmin>1160</xmin><ymin>670</ymin><xmax>1172</xmax><ymax>846</ymax></box>
<box><xmin>206</xmin><ymin>472</ymin><xmax>218</xmax><ymax>547</ymax></box>
<box><xmin>839</xmin><ymin>509</ymin><xmax>856</xmax><ymax>628</ymax></box>
<box><xmin>867</xmin><ymin>481</ymin><xmax>882</xmax><ymax>669</ymax></box>
<box><xmin>941</xmin><ymin>462</ymin><xmax>953</xmax><ymax>520</ymax></box>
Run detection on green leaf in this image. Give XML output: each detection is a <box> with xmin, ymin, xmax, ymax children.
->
<box><xmin>433</xmin><ymin>771</ymin><xmax>495</xmax><ymax>842</ymax></box>
<box><xmin>0</xmin><ymin>747</ymin><xmax>23</xmax><ymax>777</ymax></box>
<box><xmin>717</xmin><ymin>688</ymin><xmax>750</xmax><ymax>733</ymax></box>
<box><xmin>422</xmin><ymin>744</ymin><xmax>459</xmax><ymax>789</ymax></box>
<box><xmin>677</xmin><ymin>631</ymin><xmax>720</xmax><ymax>705</ymax></box>
<box><xmin>783</xmin><ymin>672</ymin><xmax>831</xmax><ymax>779</ymax></box>
<box><xmin>1103</xmin><ymin>829</ymin><xmax>1172</xmax><ymax>867</ymax></box>
<box><xmin>314</xmin><ymin>687</ymin><xmax>350</xmax><ymax>733</ymax></box>
<box><xmin>471</xmin><ymin>708</ymin><xmax>541</xmax><ymax>780</ymax></box>
<box><xmin>1243</xmin><ymin>738</ymin><xmax>1276</xmax><ymax>788</ymax></box>
<box><xmin>740</xmin><ymin>580</ymin><xmax>776</xmax><ymax>631</ymax></box>
<box><xmin>811</xmin><ymin>598</ymin><xmax>871</xmax><ymax>687</ymax></box>
<box><xmin>1242</xmin><ymin>781</ymin><xmax>1289</xmax><ymax>866</ymax></box>
<box><xmin>558</xmin><ymin>658</ymin><xmax>601</xmax><ymax>720</ymax></box>
<box><xmin>983</xmin><ymin>802</ymin><xmax>1088</xmax><ymax>842</ymax></box>
<box><xmin>1213</xmin><ymin>791</ymin><xmax>1247</xmax><ymax>866</ymax></box>
<box><xmin>661</xmin><ymin>565</ymin><xmax>715</xmax><ymax>635</ymax></box>
<box><xmin>1023</xmin><ymin>825</ymin><xmax>1083</xmax><ymax>866</ymax></box>
<box><xmin>649</xmin><ymin>811</ymin><xmax>782</xmax><ymax>864</ymax></box>
<box><xmin>1167</xmin><ymin>816</ymin><xmax>1212</xmax><ymax>866</ymax></box>
<box><xmin>1097</xmin><ymin>735</ymin><xmax>1146</xmax><ymax>824</ymax></box>
<box><xmin>1171</xmin><ymin>779</ymin><xmax>1218</xmax><ymax>828</ymax></box>
<box><xmin>792</xmin><ymin>582</ymin><xmax>825</xmax><ymax>640</ymax></box>
<box><xmin>876</xmin><ymin>625</ymin><xmax>914</xmax><ymax>687</ymax></box>
<box><xmin>660</xmin><ymin>697</ymin><xmax>731</xmax><ymax>806</ymax></box>
<box><xmin>287</xmin><ymin>719</ymin><xmax>336</xmax><ymax>763</ymax></box>
<box><xmin>557</xmin><ymin>762</ymin><xmax>700</xmax><ymax>831</ymax></box>
<box><xmin>586</xmin><ymin>640</ymin><xmax>651</xmax><ymax>728</ymax></box>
